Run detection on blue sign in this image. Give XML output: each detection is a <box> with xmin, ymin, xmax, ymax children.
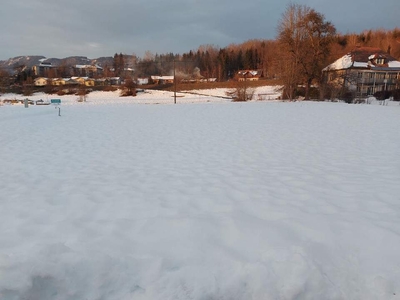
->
<box><xmin>51</xmin><ymin>99</ymin><xmax>61</xmax><ymax>104</ymax></box>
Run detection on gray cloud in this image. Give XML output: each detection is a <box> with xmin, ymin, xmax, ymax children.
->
<box><xmin>0</xmin><ymin>0</ymin><xmax>398</xmax><ymax>60</ymax></box>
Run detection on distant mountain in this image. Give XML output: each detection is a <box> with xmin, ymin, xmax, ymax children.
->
<box><xmin>0</xmin><ymin>56</ymin><xmax>47</xmax><ymax>71</ymax></box>
<box><xmin>0</xmin><ymin>55</ymin><xmax>135</xmax><ymax>74</ymax></box>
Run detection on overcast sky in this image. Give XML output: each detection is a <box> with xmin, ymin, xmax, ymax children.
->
<box><xmin>0</xmin><ymin>0</ymin><xmax>398</xmax><ymax>60</ymax></box>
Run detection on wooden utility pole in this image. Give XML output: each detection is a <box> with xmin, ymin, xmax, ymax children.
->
<box><xmin>174</xmin><ymin>60</ymin><xmax>177</xmax><ymax>104</ymax></box>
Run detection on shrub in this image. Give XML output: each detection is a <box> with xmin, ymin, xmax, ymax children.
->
<box><xmin>120</xmin><ymin>77</ymin><xmax>137</xmax><ymax>97</ymax></box>
<box><xmin>226</xmin><ymin>80</ymin><xmax>255</xmax><ymax>101</ymax></box>
<box><xmin>374</xmin><ymin>89</ymin><xmax>400</xmax><ymax>101</ymax></box>
<box><xmin>294</xmin><ymin>86</ymin><xmax>320</xmax><ymax>100</ymax></box>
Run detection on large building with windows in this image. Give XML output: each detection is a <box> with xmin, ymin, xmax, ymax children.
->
<box><xmin>323</xmin><ymin>47</ymin><xmax>400</xmax><ymax>99</ymax></box>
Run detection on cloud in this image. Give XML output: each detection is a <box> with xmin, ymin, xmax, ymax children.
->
<box><xmin>0</xmin><ymin>0</ymin><xmax>398</xmax><ymax>60</ymax></box>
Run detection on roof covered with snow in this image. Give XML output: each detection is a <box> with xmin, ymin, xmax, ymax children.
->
<box><xmin>237</xmin><ymin>70</ymin><xmax>261</xmax><ymax>76</ymax></box>
<box><xmin>323</xmin><ymin>47</ymin><xmax>400</xmax><ymax>71</ymax></box>
<box><xmin>151</xmin><ymin>76</ymin><xmax>174</xmax><ymax>80</ymax></box>
<box><xmin>75</xmin><ymin>64</ymin><xmax>103</xmax><ymax>70</ymax></box>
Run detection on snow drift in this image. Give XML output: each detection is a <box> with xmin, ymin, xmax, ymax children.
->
<box><xmin>1</xmin><ymin>97</ymin><xmax>400</xmax><ymax>300</ymax></box>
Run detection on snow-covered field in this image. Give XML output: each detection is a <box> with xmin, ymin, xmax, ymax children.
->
<box><xmin>0</xmin><ymin>85</ymin><xmax>282</xmax><ymax>105</ymax></box>
<box><xmin>1</xmin><ymin>89</ymin><xmax>400</xmax><ymax>299</ymax></box>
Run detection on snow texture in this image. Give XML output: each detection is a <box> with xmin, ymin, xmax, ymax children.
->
<box><xmin>353</xmin><ymin>62</ymin><xmax>368</xmax><ymax>68</ymax></box>
<box><xmin>388</xmin><ymin>61</ymin><xmax>400</xmax><ymax>68</ymax></box>
<box><xmin>1</xmin><ymin>92</ymin><xmax>400</xmax><ymax>300</ymax></box>
<box><xmin>323</xmin><ymin>54</ymin><xmax>353</xmax><ymax>71</ymax></box>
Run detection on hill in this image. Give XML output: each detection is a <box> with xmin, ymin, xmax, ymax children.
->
<box><xmin>0</xmin><ymin>55</ymin><xmax>135</xmax><ymax>74</ymax></box>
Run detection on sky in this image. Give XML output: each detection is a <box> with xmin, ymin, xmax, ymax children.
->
<box><xmin>0</xmin><ymin>0</ymin><xmax>398</xmax><ymax>60</ymax></box>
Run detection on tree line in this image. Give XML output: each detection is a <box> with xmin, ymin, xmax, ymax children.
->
<box><xmin>2</xmin><ymin>3</ymin><xmax>399</xmax><ymax>100</ymax></box>
<box><xmin>126</xmin><ymin>4</ymin><xmax>399</xmax><ymax>99</ymax></box>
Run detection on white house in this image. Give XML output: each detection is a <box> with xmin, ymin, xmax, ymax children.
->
<box><xmin>323</xmin><ymin>47</ymin><xmax>400</xmax><ymax>99</ymax></box>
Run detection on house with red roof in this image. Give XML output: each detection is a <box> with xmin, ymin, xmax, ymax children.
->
<box><xmin>236</xmin><ymin>70</ymin><xmax>262</xmax><ymax>81</ymax></box>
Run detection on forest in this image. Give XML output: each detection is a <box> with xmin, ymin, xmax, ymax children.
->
<box><xmin>122</xmin><ymin>4</ymin><xmax>400</xmax><ymax>101</ymax></box>
<box><xmin>130</xmin><ymin>28</ymin><xmax>400</xmax><ymax>82</ymax></box>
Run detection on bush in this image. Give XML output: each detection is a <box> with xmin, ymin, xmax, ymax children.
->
<box><xmin>120</xmin><ymin>88</ymin><xmax>137</xmax><ymax>97</ymax></box>
<box><xmin>374</xmin><ymin>90</ymin><xmax>391</xmax><ymax>100</ymax></box>
<box><xmin>392</xmin><ymin>89</ymin><xmax>400</xmax><ymax>101</ymax></box>
<box><xmin>120</xmin><ymin>77</ymin><xmax>137</xmax><ymax>97</ymax></box>
<box><xmin>226</xmin><ymin>80</ymin><xmax>255</xmax><ymax>101</ymax></box>
<box><xmin>374</xmin><ymin>89</ymin><xmax>400</xmax><ymax>101</ymax></box>
<box><xmin>294</xmin><ymin>86</ymin><xmax>320</xmax><ymax>100</ymax></box>
<box><xmin>342</xmin><ymin>91</ymin><xmax>356</xmax><ymax>103</ymax></box>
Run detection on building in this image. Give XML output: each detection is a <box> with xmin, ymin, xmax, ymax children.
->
<box><xmin>72</xmin><ymin>65</ymin><xmax>103</xmax><ymax>77</ymax></box>
<box><xmin>323</xmin><ymin>47</ymin><xmax>400</xmax><ymax>100</ymax></box>
<box><xmin>32</xmin><ymin>62</ymin><xmax>57</xmax><ymax>77</ymax></box>
<box><xmin>33</xmin><ymin>77</ymin><xmax>48</xmax><ymax>87</ymax></box>
<box><xmin>70</xmin><ymin>77</ymin><xmax>95</xmax><ymax>86</ymax></box>
<box><xmin>236</xmin><ymin>70</ymin><xmax>262</xmax><ymax>81</ymax></box>
<box><xmin>136</xmin><ymin>78</ymin><xmax>149</xmax><ymax>85</ymax></box>
<box><xmin>109</xmin><ymin>77</ymin><xmax>122</xmax><ymax>85</ymax></box>
<box><xmin>150</xmin><ymin>76</ymin><xmax>174</xmax><ymax>84</ymax></box>
<box><xmin>51</xmin><ymin>78</ymin><xmax>66</xmax><ymax>86</ymax></box>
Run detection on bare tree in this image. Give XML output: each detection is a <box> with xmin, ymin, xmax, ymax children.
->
<box><xmin>277</xmin><ymin>4</ymin><xmax>336</xmax><ymax>100</ymax></box>
<box><xmin>226</xmin><ymin>77</ymin><xmax>255</xmax><ymax>102</ymax></box>
<box><xmin>0</xmin><ymin>68</ymin><xmax>10</xmax><ymax>93</ymax></box>
<box><xmin>120</xmin><ymin>76</ymin><xmax>136</xmax><ymax>97</ymax></box>
<box><xmin>322</xmin><ymin>70</ymin><xmax>358</xmax><ymax>102</ymax></box>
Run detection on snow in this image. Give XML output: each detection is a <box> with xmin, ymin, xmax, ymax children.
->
<box><xmin>0</xmin><ymin>90</ymin><xmax>231</xmax><ymax>105</ymax></box>
<box><xmin>388</xmin><ymin>60</ymin><xmax>400</xmax><ymax>68</ymax></box>
<box><xmin>75</xmin><ymin>65</ymin><xmax>89</xmax><ymax>68</ymax></box>
<box><xmin>1</xmin><ymin>91</ymin><xmax>400</xmax><ymax>299</ymax></box>
<box><xmin>353</xmin><ymin>62</ymin><xmax>369</xmax><ymax>68</ymax></box>
<box><xmin>182</xmin><ymin>85</ymin><xmax>282</xmax><ymax>100</ymax></box>
<box><xmin>324</xmin><ymin>53</ymin><xmax>400</xmax><ymax>70</ymax></box>
<box><xmin>323</xmin><ymin>54</ymin><xmax>353</xmax><ymax>71</ymax></box>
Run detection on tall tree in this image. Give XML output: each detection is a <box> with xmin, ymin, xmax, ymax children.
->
<box><xmin>277</xmin><ymin>4</ymin><xmax>336</xmax><ymax>99</ymax></box>
<box><xmin>113</xmin><ymin>53</ymin><xmax>125</xmax><ymax>76</ymax></box>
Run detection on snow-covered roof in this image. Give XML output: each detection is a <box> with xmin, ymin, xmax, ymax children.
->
<box><xmin>39</xmin><ymin>62</ymin><xmax>52</xmax><ymax>66</ymax></box>
<box><xmin>323</xmin><ymin>47</ymin><xmax>400</xmax><ymax>71</ymax></box>
<box><xmin>323</xmin><ymin>54</ymin><xmax>352</xmax><ymax>71</ymax></box>
<box><xmin>237</xmin><ymin>70</ymin><xmax>261</xmax><ymax>76</ymax></box>
<box><xmin>75</xmin><ymin>64</ymin><xmax>103</xmax><ymax>70</ymax></box>
<box><xmin>151</xmin><ymin>76</ymin><xmax>174</xmax><ymax>80</ymax></box>
<box><xmin>353</xmin><ymin>62</ymin><xmax>368</xmax><ymax>68</ymax></box>
<box><xmin>71</xmin><ymin>76</ymin><xmax>89</xmax><ymax>80</ymax></box>
<box><xmin>34</xmin><ymin>77</ymin><xmax>48</xmax><ymax>81</ymax></box>
<box><xmin>388</xmin><ymin>61</ymin><xmax>400</xmax><ymax>68</ymax></box>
